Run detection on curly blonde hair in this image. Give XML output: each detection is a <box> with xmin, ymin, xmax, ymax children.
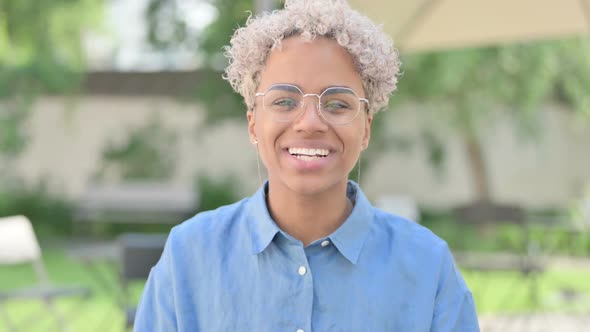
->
<box><xmin>223</xmin><ymin>0</ymin><xmax>401</xmax><ymax>114</ymax></box>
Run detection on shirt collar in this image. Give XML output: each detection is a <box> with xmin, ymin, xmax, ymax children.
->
<box><xmin>328</xmin><ymin>181</ymin><xmax>373</xmax><ymax>264</ymax></box>
<box><xmin>247</xmin><ymin>181</ymin><xmax>373</xmax><ymax>264</ymax></box>
<box><xmin>247</xmin><ymin>182</ymin><xmax>280</xmax><ymax>255</ymax></box>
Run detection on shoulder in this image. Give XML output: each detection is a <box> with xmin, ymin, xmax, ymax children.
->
<box><xmin>368</xmin><ymin>208</ymin><xmax>471</xmax><ymax>292</ymax></box>
<box><xmin>372</xmin><ymin>207</ymin><xmax>447</xmax><ymax>250</ymax></box>
<box><xmin>178</xmin><ymin>197</ymin><xmax>249</xmax><ymax>233</ymax></box>
<box><xmin>369</xmin><ymin>207</ymin><xmax>450</xmax><ymax>266</ymax></box>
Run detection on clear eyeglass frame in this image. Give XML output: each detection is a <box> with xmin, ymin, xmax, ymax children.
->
<box><xmin>254</xmin><ymin>83</ymin><xmax>369</xmax><ymax>125</ymax></box>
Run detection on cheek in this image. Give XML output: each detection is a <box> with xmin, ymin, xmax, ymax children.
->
<box><xmin>256</xmin><ymin>122</ymin><xmax>284</xmax><ymax>162</ymax></box>
<box><xmin>343</xmin><ymin>127</ymin><xmax>366</xmax><ymax>154</ymax></box>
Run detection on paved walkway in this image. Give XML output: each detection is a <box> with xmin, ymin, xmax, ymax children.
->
<box><xmin>480</xmin><ymin>313</ymin><xmax>590</xmax><ymax>332</ymax></box>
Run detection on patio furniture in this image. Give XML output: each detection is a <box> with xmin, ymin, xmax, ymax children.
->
<box><xmin>74</xmin><ymin>182</ymin><xmax>198</xmax><ymax>227</ymax></box>
<box><xmin>70</xmin><ymin>182</ymin><xmax>196</xmax><ymax>329</ymax></box>
<box><xmin>118</xmin><ymin>233</ymin><xmax>168</xmax><ymax>329</ymax></box>
<box><xmin>67</xmin><ymin>239</ymin><xmax>121</xmax><ymax>301</ymax></box>
<box><xmin>453</xmin><ymin>203</ymin><xmax>546</xmax><ymax>309</ymax></box>
<box><xmin>0</xmin><ymin>215</ymin><xmax>92</xmax><ymax>332</ymax></box>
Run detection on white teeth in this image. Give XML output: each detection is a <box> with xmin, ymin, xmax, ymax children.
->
<box><xmin>294</xmin><ymin>155</ymin><xmax>322</xmax><ymax>161</ymax></box>
<box><xmin>288</xmin><ymin>147</ymin><xmax>329</xmax><ymax>157</ymax></box>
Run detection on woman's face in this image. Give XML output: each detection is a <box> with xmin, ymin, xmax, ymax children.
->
<box><xmin>248</xmin><ymin>36</ymin><xmax>372</xmax><ymax>196</ymax></box>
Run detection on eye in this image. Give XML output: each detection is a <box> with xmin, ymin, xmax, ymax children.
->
<box><xmin>273</xmin><ymin>98</ymin><xmax>298</xmax><ymax>107</ymax></box>
<box><xmin>323</xmin><ymin>99</ymin><xmax>352</xmax><ymax>112</ymax></box>
<box><xmin>268</xmin><ymin>97</ymin><xmax>299</xmax><ymax>112</ymax></box>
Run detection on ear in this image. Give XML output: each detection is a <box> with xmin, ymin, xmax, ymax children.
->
<box><xmin>361</xmin><ymin>111</ymin><xmax>373</xmax><ymax>150</ymax></box>
<box><xmin>247</xmin><ymin>110</ymin><xmax>257</xmax><ymax>143</ymax></box>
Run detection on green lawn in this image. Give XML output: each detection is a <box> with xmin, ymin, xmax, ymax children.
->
<box><xmin>464</xmin><ymin>268</ymin><xmax>590</xmax><ymax>313</ymax></box>
<box><xmin>1</xmin><ymin>248</ymin><xmax>590</xmax><ymax>331</ymax></box>
<box><xmin>0</xmin><ymin>248</ymin><xmax>143</xmax><ymax>332</ymax></box>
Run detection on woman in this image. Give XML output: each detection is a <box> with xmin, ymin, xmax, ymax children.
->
<box><xmin>135</xmin><ymin>1</ymin><xmax>479</xmax><ymax>331</ymax></box>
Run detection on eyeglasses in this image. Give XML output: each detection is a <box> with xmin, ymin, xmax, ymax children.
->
<box><xmin>254</xmin><ymin>84</ymin><xmax>369</xmax><ymax>125</ymax></box>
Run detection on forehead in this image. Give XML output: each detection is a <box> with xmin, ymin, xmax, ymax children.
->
<box><xmin>258</xmin><ymin>36</ymin><xmax>364</xmax><ymax>95</ymax></box>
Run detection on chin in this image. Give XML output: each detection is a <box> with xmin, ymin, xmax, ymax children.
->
<box><xmin>282</xmin><ymin>175</ymin><xmax>347</xmax><ymax>197</ymax></box>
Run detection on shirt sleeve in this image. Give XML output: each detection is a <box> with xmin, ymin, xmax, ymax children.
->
<box><xmin>134</xmin><ymin>233</ymin><xmax>178</xmax><ymax>332</ymax></box>
<box><xmin>430</xmin><ymin>244</ymin><xmax>480</xmax><ymax>332</ymax></box>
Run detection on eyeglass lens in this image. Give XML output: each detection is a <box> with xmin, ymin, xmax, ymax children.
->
<box><xmin>262</xmin><ymin>84</ymin><xmax>361</xmax><ymax>125</ymax></box>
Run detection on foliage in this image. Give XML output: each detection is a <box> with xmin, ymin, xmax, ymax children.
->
<box><xmin>568</xmin><ymin>183</ymin><xmax>590</xmax><ymax>229</ymax></box>
<box><xmin>146</xmin><ymin>0</ymin><xmax>253</xmax><ymax>125</ymax></box>
<box><xmin>0</xmin><ymin>0</ymin><xmax>102</xmax><ymax>95</ymax></box>
<box><xmin>145</xmin><ymin>0</ymin><xmax>195</xmax><ymax>51</ymax></box>
<box><xmin>195</xmin><ymin>174</ymin><xmax>241</xmax><ymax>212</ymax></box>
<box><xmin>195</xmin><ymin>0</ymin><xmax>254</xmax><ymax>125</ymax></box>
<box><xmin>0</xmin><ymin>0</ymin><xmax>103</xmax><ymax>173</ymax></box>
<box><xmin>95</xmin><ymin>115</ymin><xmax>178</xmax><ymax>182</ymax></box>
<box><xmin>0</xmin><ymin>95</ymin><xmax>30</xmax><ymax>161</ymax></box>
<box><xmin>389</xmin><ymin>38</ymin><xmax>590</xmax><ymax>201</ymax></box>
<box><xmin>0</xmin><ymin>179</ymin><xmax>74</xmax><ymax>236</ymax></box>
<box><xmin>420</xmin><ymin>209</ymin><xmax>590</xmax><ymax>257</ymax></box>
<box><xmin>395</xmin><ymin>38</ymin><xmax>590</xmax><ymax>136</ymax></box>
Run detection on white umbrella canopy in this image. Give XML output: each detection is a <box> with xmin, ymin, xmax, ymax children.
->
<box><xmin>348</xmin><ymin>0</ymin><xmax>590</xmax><ymax>53</ymax></box>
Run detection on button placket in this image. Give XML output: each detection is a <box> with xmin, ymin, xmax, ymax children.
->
<box><xmin>295</xmin><ymin>259</ymin><xmax>312</xmax><ymax>332</ymax></box>
<box><xmin>283</xmin><ymin>240</ymin><xmax>311</xmax><ymax>332</ymax></box>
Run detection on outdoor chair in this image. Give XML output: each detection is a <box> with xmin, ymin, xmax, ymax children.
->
<box><xmin>453</xmin><ymin>203</ymin><xmax>546</xmax><ymax>310</ymax></box>
<box><xmin>0</xmin><ymin>215</ymin><xmax>92</xmax><ymax>332</ymax></box>
<box><xmin>118</xmin><ymin>233</ymin><xmax>168</xmax><ymax>330</ymax></box>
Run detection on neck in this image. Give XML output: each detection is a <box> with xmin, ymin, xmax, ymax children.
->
<box><xmin>266</xmin><ymin>179</ymin><xmax>352</xmax><ymax>247</ymax></box>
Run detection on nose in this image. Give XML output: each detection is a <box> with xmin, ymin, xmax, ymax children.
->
<box><xmin>292</xmin><ymin>95</ymin><xmax>328</xmax><ymax>132</ymax></box>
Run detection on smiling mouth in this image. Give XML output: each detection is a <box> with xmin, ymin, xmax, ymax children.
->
<box><xmin>288</xmin><ymin>147</ymin><xmax>330</xmax><ymax>161</ymax></box>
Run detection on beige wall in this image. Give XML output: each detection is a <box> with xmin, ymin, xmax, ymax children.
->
<box><xmin>366</xmin><ymin>103</ymin><xmax>590</xmax><ymax>208</ymax></box>
<box><xmin>13</xmin><ymin>96</ymin><xmax>590</xmax><ymax>209</ymax></box>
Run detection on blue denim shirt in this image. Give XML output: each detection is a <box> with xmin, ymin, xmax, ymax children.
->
<box><xmin>135</xmin><ymin>181</ymin><xmax>479</xmax><ymax>331</ymax></box>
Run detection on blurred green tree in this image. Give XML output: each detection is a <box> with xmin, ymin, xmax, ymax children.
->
<box><xmin>394</xmin><ymin>39</ymin><xmax>590</xmax><ymax>202</ymax></box>
<box><xmin>146</xmin><ymin>0</ymin><xmax>255</xmax><ymax>125</ymax></box>
<box><xmin>0</xmin><ymin>0</ymin><xmax>103</xmax><ymax>177</ymax></box>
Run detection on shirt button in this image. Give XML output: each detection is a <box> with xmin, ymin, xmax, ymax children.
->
<box><xmin>296</xmin><ymin>329</ymin><xmax>304</xmax><ymax>332</ymax></box>
<box><xmin>298</xmin><ymin>266</ymin><xmax>307</xmax><ymax>276</ymax></box>
<box><xmin>321</xmin><ymin>240</ymin><xmax>330</xmax><ymax>247</ymax></box>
